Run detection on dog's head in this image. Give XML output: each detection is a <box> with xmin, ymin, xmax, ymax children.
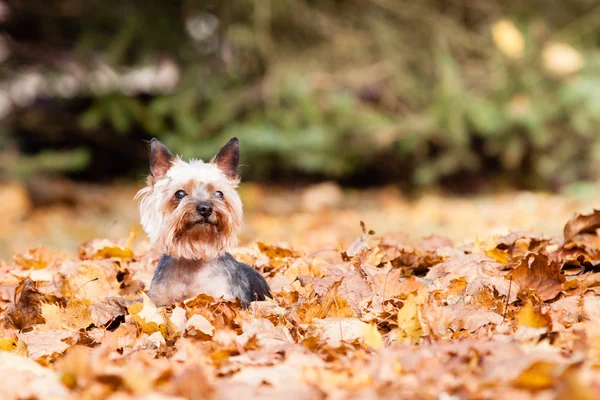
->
<box><xmin>136</xmin><ymin>138</ymin><xmax>242</xmax><ymax>260</ymax></box>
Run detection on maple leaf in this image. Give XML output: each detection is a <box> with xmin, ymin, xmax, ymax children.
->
<box><xmin>185</xmin><ymin>314</ymin><xmax>215</xmax><ymax>337</ymax></box>
<box><xmin>91</xmin><ymin>296</ymin><xmax>130</xmax><ymax>328</ymax></box>
<box><xmin>61</xmin><ymin>263</ymin><xmax>117</xmax><ymax>303</ymax></box>
<box><xmin>41</xmin><ymin>298</ymin><xmax>92</xmax><ymax>331</ymax></box>
<box><xmin>517</xmin><ymin>299</ymin><xmax>551</xmax><ymax>329</ymax></box>
<box><xmin>564</xmin><ymin>209</ymin><xmax>600</xmax><ymax>242</ymax></box>
<box><xmin>507</xmin><ymin>254</ymin><xmax>565</xmax><ymax>301</ymax></box>
<box><xmin>18</xmin><ymin>329</ymin><xmax>78</xmax><ymax>361</ymax></box>
<box><xmin>13</xmin><ymin>248</ymin><xmax>56</xmax><ymax>270</ymax></box>
<box><xmin>396</xmin><ymin>290</ymin><xmax>426</xmax><ymax>344</ymax></box>
<box><xmin>239</xmin><ymin>318</ymin><xmax>292</xmax><ymax>347</ymax></box>
<box><xmin>3</xmin><ymin>278</ymin><xmax>45</xmax><ymax>331</ymax></box>
<box><xmin>295</xmin><ymin>279</ymin><xmax>355</xmax><ymax>323</ymax></box>
<box><xmin>362</xmin><ymin>323</ymin><xmax>383</xmax><ymax>350</ymax></box>
<box><xmin>127</xmin><ymin>293</ymin><xmax>167</xmax><ymax>336</ymax></box>
<box><xmin>80</xmin><ymin>232</ymin><xmax>136</xmax><ymax>261</ymax></box>
<box><xmin>257</xmin><ymin>242</ymin><xmax>297</xmax><ymax>259</ymax></box>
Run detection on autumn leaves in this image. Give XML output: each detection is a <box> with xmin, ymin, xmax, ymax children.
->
<box><xmin>2</xmin><ymin>210</ymin><xmax>600</xmax><ymax>397</ymax></box>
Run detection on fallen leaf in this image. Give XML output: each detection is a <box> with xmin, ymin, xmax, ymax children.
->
<box><xmin>513</xmin><ymin>361</ymin><xmax>556</xmax><ymax>390</ymax></box>
<box><xmin>91</xmin><ymin>296</ymin><xmax>130</xmax><ymax>327</ymax></box>
<box><xmin>517</xmin><ymin>300</ymin><xmax>551</xmax><ymax>329</ymax></box>
<box><xmin>13</xmin><ymin>248</ymin><xmax>55</xmax><ymax>270</ymax></box>
<box><xmin>362</xmin><ymin>323</ymin><xmax>383</xmax><ymax>350</ymax></box>
<box><xmin>508</xmin><ymin>254</ymin><xmax>565</xmax><ymax>301</ymax></box>
<box><xmin>0</xmin><ymin>351</ymin><xmax>70</xmax><ymax>398</ymax></box>
<box><xmin>485</xmin><ymin>248</ymin><xmax>509</xmax><ymax>264</ymax></box>
<box><xmin>306</xmin><ymin>317</ymin><xmax>369</xmax><ymax>347</ymax></box>
<box><xmin>3</xmin><ymin>278</ymin><xmax>45</xmax><ymax>330</ymax></box>
<box><xmin>80</xmin><ymin>232</ymin><xmax>136</xmax><ymax>261</ymax></box>
<box><xmin>185</xmin><ymin>314</ymin><xmax>215</xmax><ymax>337</ymax></box>
<box><xmin>257</xmin><ymin>242</ymin><xmax>297</xmax><ymax>259</ymax></box>
<box><xmin>42</xmin><ymin>299</ymin><xmax>92</xmax><ymax>331</ymax></box>
<box><xmin>128</xmin><ymin>293</ymin><xmax>167</xmax><ymax>336</ymax></box>
<box><xmin>564</xmin><ymin>209</ymin><xmax>600</xmax><ymax>242</ymax></box>
<box><xmin>396</xmin><ymin>290</ymin><xmax>426</xmax><ymax>344</ymax></box>
<box><xmin>18</xmin><ymin>329</ymin><xmax>77</xmax><ymax>361</ymax></box>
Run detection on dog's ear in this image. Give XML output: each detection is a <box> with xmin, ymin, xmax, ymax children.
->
<box><xmin>212</xmin><ymin>137</ymin><xmax>239</xmax><ymax>180</ymax></box>
<box><xmin>149</xmin><ymin>138</ymin><xmax>175</xmax><ymax>179</ymax></box>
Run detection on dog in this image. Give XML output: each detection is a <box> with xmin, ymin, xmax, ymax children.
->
<box><xmin>136</xmin><ymin>137</ymin><xmax>271</xmax><ymax>307</ymax></box>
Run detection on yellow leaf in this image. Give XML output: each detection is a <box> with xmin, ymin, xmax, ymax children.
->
<box><xmin>13</xmin><ymin>248</ymin><xmax>52</xmax><ymax>270</ymax></box>
<box><xmin>485</xmin><ymin>248</ymin><xmax>509</xmax><ymax>264</ymax></box>
<box><xmin>62</xmin><ymin>263</ymin><xmax>114</xmax><ymax>303</ymax></box>
<box><xmin>128</xmin><ymin>293</ymin><xmax>167</xmax><ymax>336</ymax></box>
<box><xmin>41</xmin><ymin>299</ymin><xmax>92</xmax><ymax>332</ymax></box>
<box><xmin>491</xmin><ymin>20</ymin><xmax>524</xmax><ymax>59</ymax></box>
<box><xmin>0</xmin><ymin>337</ymin><xmax>17</xmax><ymax>351</ymax></box>
<box><xmin>257</xmin><ymin>242</ymin><xmax>296</xmax><ymax>259</ymax></box>
<box><xmin>397</xmin><ymin>290</ymin><xmax>426</xmax><ymax>344</ymax></box>
<box><xmin>517</xmin><ymin>300</ymin><xmax>551</xmax><ymax>329</ymax></box>
<box><xmin>362</xmin><ymin>323</ymin><xmax>383</xmax><ymax>350</ymax></box>
<box><xmin>91</xmin><ymin>232</ymin><xmax>135</xmax><ymax>260</ymax></box>
<box><xmin>513</xmin><ymin>361</ymin><xmax>555</xmax><ymax>390</ymax></box>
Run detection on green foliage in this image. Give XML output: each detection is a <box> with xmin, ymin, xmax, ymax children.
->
<box><xmin>4</xmin><ymin>0</ymin><xmax>600</xmax><ymax>188</ymax></box>
<box><xmin>8</xmin><ymin>149</ymin><xmax>91</xmax><ymax>180</ymax></box>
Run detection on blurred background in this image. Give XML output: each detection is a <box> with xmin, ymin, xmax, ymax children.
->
<box><xmin>1</xmin><ymin>0</ymin><xmax>600</xmax><ymax>259</ymax></box>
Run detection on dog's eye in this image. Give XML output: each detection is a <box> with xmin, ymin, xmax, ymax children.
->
<box><xmin>213</xmin><ymin>191</ymin><xmax>224</xmax><ymax>199</ymax></box>
<box><xmin>174</xmin><ymin>190</ymin><xmax>186</xmax><ymax>200</ymax></box>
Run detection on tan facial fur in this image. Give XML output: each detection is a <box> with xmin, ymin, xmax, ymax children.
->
<box><xmin>136</xmin><ymin>140</ymin><xmax>243</xmax><ymax>260</ymax></box>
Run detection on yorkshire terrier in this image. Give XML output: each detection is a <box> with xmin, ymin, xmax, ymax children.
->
<box><xmin>136</xmin><ymin>137</ymin><xmax>271</xmax><ymax>307</ymax></box>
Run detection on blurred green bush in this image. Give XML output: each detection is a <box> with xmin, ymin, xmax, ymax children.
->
<box><xmin>2</xmin><ymin>0</ymin><xmax>600</xmax><ymax>189</ymax></box>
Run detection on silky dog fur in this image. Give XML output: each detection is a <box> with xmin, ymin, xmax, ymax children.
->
<box><xmin>136</xmin><ymin>137</ymin><xmax>270</xmax><ymax>307</ymax></box>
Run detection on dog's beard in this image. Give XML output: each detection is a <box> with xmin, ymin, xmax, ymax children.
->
<box><xmin>159</xmin><ymin>209</ymin><xmax>239</xmax><ymax>260</ymax></box>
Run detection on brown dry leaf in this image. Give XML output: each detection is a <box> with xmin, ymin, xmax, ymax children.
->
<box><xmin>564</xmin><ymin>209</ymin><xmax>600</xmax><ymax>242</ymax></box>
<box><xmin>4</xmin><ymin>191</ymin><xmax>600</xmax><ymax>399</ymax></box>
<box><xmin>508</xmin><ymin>254</ymin><xmax>566</xmax><ymax>301</ymax></box>
<box><xmin>390</xmin><ymin>249</ymin><xmax>443</xmax><ymax>277</ymax></box>
<box><xmin>295</xmin><ymin>279</ymin><xmax>355</xmax><ymax>323</ymax></box>
<box><xmin>257</xmin><ymin>242</ymin><xmax>297</xmax><ymax>259</ymax></box>
<box><xmin>3</xmin><ymin>278</ymin><xmax>45</xmax><ymax>330</ymax></box>
<box><xmin>91</xmin><ymin>296</ymin><xmax>130</xmax><ymax>327</ymax></box>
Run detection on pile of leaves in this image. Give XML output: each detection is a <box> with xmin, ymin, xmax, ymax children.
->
<box><xmin>3</xmin><ymin>212</ymin><xmax>600</xmax><ymax>399</ymax></box>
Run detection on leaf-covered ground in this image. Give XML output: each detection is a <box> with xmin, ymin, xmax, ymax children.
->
<box><xmin>3</xmin><ymin>201</ymin><xmax>600</xmax><ymax>399</ymax></box>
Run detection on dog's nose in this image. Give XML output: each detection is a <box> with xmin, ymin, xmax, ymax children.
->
<box><xmin>196</xmin><ymin>202</ymin><xmax>213</xmax><ymax>217</ymax></box>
